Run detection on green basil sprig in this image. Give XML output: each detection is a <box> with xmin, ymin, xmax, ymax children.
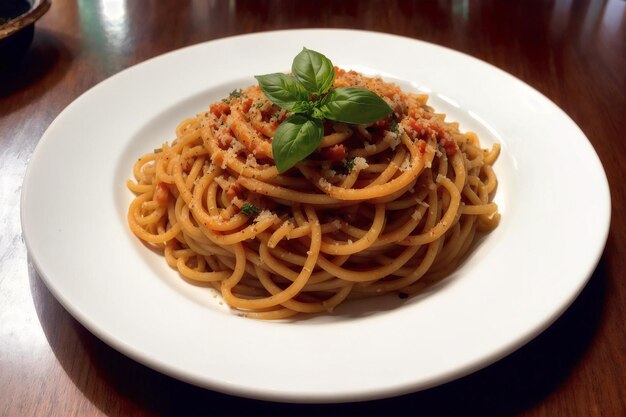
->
<box><xmin>255</xmin><ymin>48</ymin><xmax>392</xmax><ymax>173</ymax></box>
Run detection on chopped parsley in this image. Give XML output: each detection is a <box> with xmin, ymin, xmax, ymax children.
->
<box><xmin>390</xmin><ymin>118</ymin><xmax>399</xmax><ymax>133</ymax></box>
<box><xmin>344</xmin><ymin>158</ymin><xmax>356</xmax><ymax>173</ymax></box>
<box><xmin>222</xmin><ymin>89</ymin><xmax>243</xmax><ymax>102</ymax></box>
<box><xmin>241</xmin><ymin>202</ymin><xmax>261</xmax><ymax>216</ymax></box>
<box><xmin>229</xmin><ymin>89</ymin><xmax>243</xmax><ymax>99</ymax></box>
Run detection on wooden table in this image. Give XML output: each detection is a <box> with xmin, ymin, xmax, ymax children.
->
<box><xmin>1</xmin><ymin>1</ymin><xmax>624</xmax><ymax>415</ymax></box>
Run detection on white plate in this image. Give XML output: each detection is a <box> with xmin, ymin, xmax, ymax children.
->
<box><xmin>21</xmin><ymin>30</ymin><xmax>611</xmax><ymax>403</ymax></box>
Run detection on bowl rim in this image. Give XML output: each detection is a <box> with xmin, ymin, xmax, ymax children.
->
<box><xmin>0</xmin><ymin>0</ymin><xmax>51</xmax><ymax>39</ymax></box>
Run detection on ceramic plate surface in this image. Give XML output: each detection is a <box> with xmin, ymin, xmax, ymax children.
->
<box><xmin>21</xmin><ymin>29</ymin><xmax>611</xmax><ymax>403</ymax></box>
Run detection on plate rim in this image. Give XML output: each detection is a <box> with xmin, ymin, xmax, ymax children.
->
<box><xmin>20</xmin><ymin>29</ymin><xmax>611</xmax><ymax>403</ymax></box>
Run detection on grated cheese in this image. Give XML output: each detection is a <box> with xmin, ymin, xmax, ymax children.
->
<box><xmin>318</xmin><ymin>178</ymin><xmax>332</xmax><ymax>191</ymax></box>
<box><xmin>364</xmin><ymin>143</ymin><xmax>377</xmax><ymax>153</ymax></box>
<box><xmin>245</xmin><ymin>153</ymin><xmax>258</xmax><ymax>168</ymax></box>
<box><xmin>399</xmin><ymin>154</ymin><xmax>411</xmax><ymax>172</ymax></box>
<box><xmin>382</xmin><ymin>131</ymin><xmax>401</xmax><ymax>150</ymax></box>
<box><xmin>256</xmin><ymin>209</ymin><xmax>278</xmax><ymax>223</ymax></box>
<box><xmin>352</xmin><ymin>156</ymin><xmax>369</xmax><ymax>171</ymax></box>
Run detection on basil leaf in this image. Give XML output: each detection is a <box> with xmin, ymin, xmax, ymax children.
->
<box><xmin>291</xmin><ymin>48</ymin><xmax>335</xmax><ymax>95</ymax></box>
<box><xmin>319</xmin><ymin>87</ymin><xmax>393</xmax><ymax>124</ymax></box>
<box><xmin>255</xmin><ymin>73</ymin><xmax>309</xmax><ymax>112</ymax></box>
<box><xmin>272</xmin><ymin>114</ymin><xmax>323</xmax><ymax>173</ymax></box>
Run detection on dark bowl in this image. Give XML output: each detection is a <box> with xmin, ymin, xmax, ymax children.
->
<box><xmin>0</xmin><ymin>0</ymin><xmax>50</xmax><ymax>67</ymax></box>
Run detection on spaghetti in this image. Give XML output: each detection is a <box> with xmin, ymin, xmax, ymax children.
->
<box><xmin>127</xmin><ymin>68</ymin><xmax>500</xmax><ymax>319</ymax></box>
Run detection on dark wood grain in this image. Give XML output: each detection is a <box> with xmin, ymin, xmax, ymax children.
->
<box><xmin>1</xmin><ymin>1</ymin><xmax>625</xmax><ymax>416</ymax></box>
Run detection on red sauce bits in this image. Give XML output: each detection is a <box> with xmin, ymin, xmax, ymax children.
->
<box><xmin>417</xmin><ymin>140</ymin><xmax>427</xmax><ymax>156</ymax></box>
<box><xmin>241</xmin><ymin>98</ymin><xmax>253</xmax><ymax>114</ymax></box>
<box><xmin>154</xmin><ymin>182</ymin><xmax>170</xmax><ymax>207</ymax></box>
<box><xmin>441</xmin><ymin>137</ymin><xmax>457</xmax><ymax>156</ymax></box>
<box><xmin>217</xmin><ymin>133</ymin><xmax>234</xmax><ymax>150</ymax></box>
<box><xmin>372</xmin><ymin>114</ymin><xmax>394</xmax><ymax>130</ymax></box>
<box><xmin>226</xmin><ymin>181</ymin><xmax>244</xmax><ymax>202</ymax></box>
<box><xmin>404</xmin><ymin>113</ymin><xmax>458</xmax><ymax>156</ymax></box>
<box><xmin>320</xmin><ymin>144</ymin><xmax>347</xmax><ymax>162</ymax></box>
<box><xmin>210</xmin><ymin>102</ymin><xmax>231</xmax><ymax>117</ymax></box>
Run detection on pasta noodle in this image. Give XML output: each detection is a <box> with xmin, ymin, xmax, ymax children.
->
<box><xmin>127</xmin><ymin>68</ymin><xmax>500</xmax><ymax>319</ymax></box>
